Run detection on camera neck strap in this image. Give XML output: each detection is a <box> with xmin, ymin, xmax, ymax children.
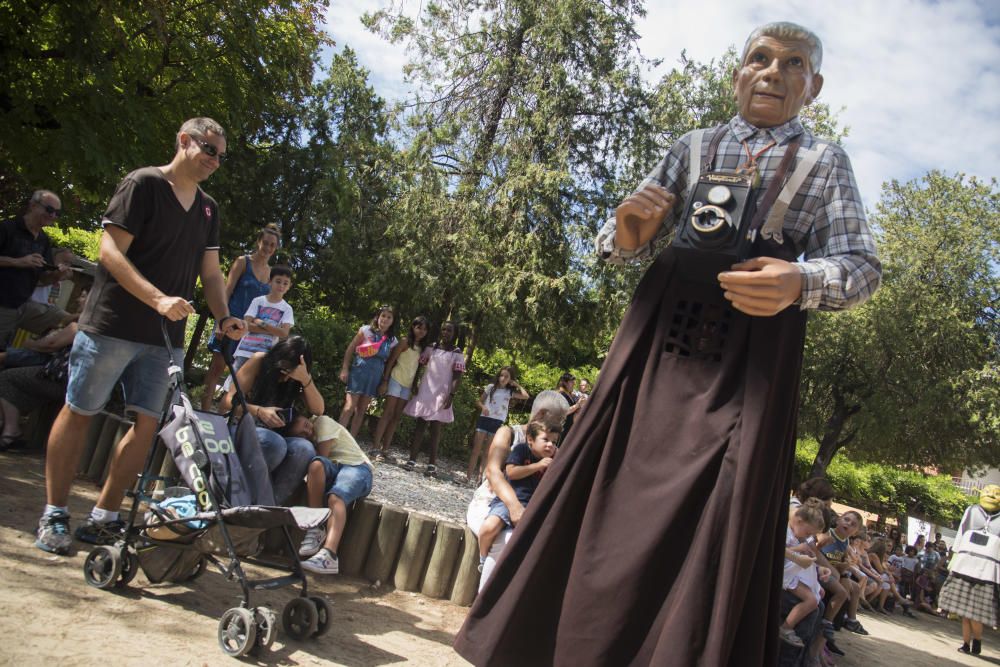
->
<box><xmin>702</xmin><ymin>125</ymin><xmax>802</xmax><ymax>242</ymax></box>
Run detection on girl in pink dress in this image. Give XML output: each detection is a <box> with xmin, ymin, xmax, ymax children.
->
<box><xmin>403</xmin><ymin>321</ymin><xmax>465</xmax><ymax>475</ymax></box>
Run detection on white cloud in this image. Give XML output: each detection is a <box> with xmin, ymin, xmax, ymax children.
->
<box><xmin>324</xmin><ymin>0</ymin><xmax>1000</xmax><ymax>203</ymax></box>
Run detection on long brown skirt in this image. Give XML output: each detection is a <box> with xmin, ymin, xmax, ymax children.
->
<box><xmin>454</xmin><ymin>246</ymin><xmax>808</xmax><ymax>666</ymax></box>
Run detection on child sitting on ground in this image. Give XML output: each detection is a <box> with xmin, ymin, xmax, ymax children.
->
<box><xmin>477</xmin><ymin>417</ymin><xmax>561</xmax><ymax>573</ymax></box>
<box><xmin>780</xmin><ymin>498</ymin><xmax>827</xmax><ymax>647</ymax></box>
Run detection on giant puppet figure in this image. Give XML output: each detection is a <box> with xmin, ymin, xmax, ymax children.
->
<box><xmin>939</xmin><ymin>484</ymin><xmax>1000</xmax><ymax>656</ymax></box>
<box><xmin>455</xmin><ymin>22</ymin><xmax>881</xmax><ymax>667</ymax></box>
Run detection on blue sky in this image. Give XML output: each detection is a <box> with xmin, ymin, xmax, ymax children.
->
<box><xmin>322</xmin><ymin>0</ymin><xmax>1000</xmax><ymax>207</ymax></box>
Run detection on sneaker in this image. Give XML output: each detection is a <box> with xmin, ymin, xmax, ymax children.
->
<box><xmin>301</xmin><ymin>548</ymin><xmax>339</xmax><ymax>575</ymax></box>
<box><xmin>404</xmin><ymin>460</ymin><xmax>416</xmax><ymax>471</ymax></box>
<box><xmin>426</xmin><ymin>464</ymin><xmax>437</xmax><ymax>477</ymax></box>
<box><xmin>779</xmin><ymin>626</ymin><xmax>804</xmax><ymax>648</ymax></box>
<box><xmin>298</xmin><ymin>526</ymin><xmax>325</xmax><ymax>558</ymax></box>
<box><xmin>958</xmin><ymin>643</ymin><xmax>971</xmax><ymax>654</ymax></box>
<box><xmin>74</xmin><ymin>518</ymin><xmax>126</xmax><ymax>545</ymax></box>
<box><xmin>843</xmin><ymin>619</ymin><xmax>869</xmax><ymax>636</ymax></box>
<box><xmin>35</xmin><ymin>510</ymin><xmax>72</xmax><ymax>554</ymax></box>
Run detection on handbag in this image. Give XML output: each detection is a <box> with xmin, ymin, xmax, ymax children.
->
<box><xmin>37</xmin><ymin>346</ymin><xmax>71</xmax><ymax>384</ymax></box>
<box><xmin>356</xmin><ymin>333</ymin><xmax>385</xmax><ymax>359</ymax></box>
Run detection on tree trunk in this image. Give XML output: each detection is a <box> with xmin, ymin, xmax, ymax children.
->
<box><xmin>809</xmin><ymin>387</ymin><xmax>861</xmax><ymax>477</ymax></box>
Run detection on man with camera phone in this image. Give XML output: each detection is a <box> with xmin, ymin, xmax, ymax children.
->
<box><xmin>456</xmin><ymin>21</ymin><xmax>881</xmax><ymax>667</ymax></box>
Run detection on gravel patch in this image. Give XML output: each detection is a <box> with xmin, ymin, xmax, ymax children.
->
<box><xmin>365</xmin><ymin>444</ymin><xmax>477</xmax><ymax>525</ymax></box>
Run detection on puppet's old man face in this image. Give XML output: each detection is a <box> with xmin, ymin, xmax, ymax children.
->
<box><xmin>733</xmin><ymin>35</ymin><xmax>824</xmax><ymax>128</ymax></box>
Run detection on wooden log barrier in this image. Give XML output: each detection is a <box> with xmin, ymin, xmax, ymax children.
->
<box><xmin>421</xmin><ymin>521</ymin><xmax>464</xmax><ymax>600</ymax></box>
<box><xmin>450</xmin><ymin>526</ymin><xmax>482</xmax><ymax>606</ymax></box>
<box><xmin>338</xmin><ymin>499</ymin><xmax>381</xmax><ymax>577</ymax></box>
<box><xmin>86</xmin><ymin>414</ymin><xmax>123</xmax><ymax>481</ymax></box>
<box><xmin>100</xmin><ymin>419</ymin><xmax>131</xmax><ymax>484</ymax></box>
<box><xmin>364</xmin><ymin>505</ymin><xmax>408</xmax><ymax>584</ymax></box>
<box><xmin>77</xmin><ymin>413</ymin><xmax>108</xmax><ymax>475</ymax></box>
<box><xmin>394</xmin><ymin>514</ymin><xmax>436</xmax><ymax>592</ymax></box>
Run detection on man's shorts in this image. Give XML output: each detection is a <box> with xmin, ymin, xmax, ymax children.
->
<box><xmin>311</xmin><ymin>456</ymin><xmax>373</xmax><ymax>506</ymax></box>
<box><xmin>66</xmin><ymin>330</ymin><xmax>181</xmax><ymax>418</ymax></box>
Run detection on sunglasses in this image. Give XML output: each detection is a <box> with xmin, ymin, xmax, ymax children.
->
<box><xmin>191</xmin><ymin>136</ymin><xmax>227</xmax><ymax>162</ymax></box>
<box><xmin>37</xmin><ymin>202</ymin><xmax>61</xmax><ymax>217</ymax></box>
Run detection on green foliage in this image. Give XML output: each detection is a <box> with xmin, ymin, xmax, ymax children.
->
<box><xmin>793</xmin><ymin>440</ymin><xmax>973</xmax><ymax>526</ymax></box>
<box><xmin>799</xmin><ymin>172</ymin><xmax>1000</xmax><ymax>475</ymax></box>
<box><xmin>45</xmin><ymin>225</ymin><xmax>101</xmax><ymax>261</ymax></box>
<box><xmin>0</xmin><ymin>0</ymin><xmax>329</xmax><ymax>223</ymax></box>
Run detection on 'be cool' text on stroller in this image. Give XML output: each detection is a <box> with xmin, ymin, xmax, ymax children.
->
<box><xmin>81</xmin><ymin>319</ymin><xmax>331</xmax><ymax>657</ymax></box>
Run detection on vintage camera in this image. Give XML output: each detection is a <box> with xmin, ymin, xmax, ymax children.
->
<box><xmin>672</xmin><ymin>172</ymin><xmax>757</xmax><ymax>283</ymax></box>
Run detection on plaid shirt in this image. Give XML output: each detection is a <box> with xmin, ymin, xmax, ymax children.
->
<box><xmin>597</xmin><ymin>115</ymin><xmax>881</xmax><ymax>311</ymax></box>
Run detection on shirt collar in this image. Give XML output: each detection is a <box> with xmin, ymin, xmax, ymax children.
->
<box><xmin>729</xmin><ymin>115</ymin><xmax>805</xmax><ymax>144</ymax></box>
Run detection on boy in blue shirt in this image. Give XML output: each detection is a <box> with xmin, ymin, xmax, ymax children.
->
<box><xmin>477</xmin><ymin>417</ymin><xmax>561</xmax><ymax>572</ymax></box>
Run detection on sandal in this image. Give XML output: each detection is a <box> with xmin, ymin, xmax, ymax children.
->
<box><xmin>373</xmin><ymin>452</ymin><xmax>387</xmax><ymax>463</ymax></box>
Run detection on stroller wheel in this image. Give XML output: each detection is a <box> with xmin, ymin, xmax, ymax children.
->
<box><xmin>186</xmin><ymin>556</ymin><xmax>207</xmax><ymax>582</ymax></box>
<box><xmin>83</xmin><ymin>546</ymin><xmax>122</xmax><ymax>590</ymax></box>
<box><xmin>309</xmin><ymin>596</ymin><xmax>333</xmax><ymax>638</ymax></box>
<box><xmin>218</xmin><ymin>607</ymin><xmax>257</xmax><ymax>657</ymax></box>
<box><xmin>251</xmin><ymin>607</ymin><xmax>277</xmax><ymax>654</ymax></box>
<box><xmin>282</xmin><ymin>597</ymin><xmax>318</xmax><ymax>640</ymax></box>
<box><xmin>116</xmin><ymin>549</ymin><xmax>139</xmax><ymax>588</ymax></box>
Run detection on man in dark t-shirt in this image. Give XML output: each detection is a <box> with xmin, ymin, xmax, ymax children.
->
<box><xmin>0</xmin><ymin>189</ymin><xmax>74</xmax><ymax>347</ymax></box>
<box><xmin>36</xmin><ymin>117</ymin><xmax>247</xmax><ymax>555</ymax></box>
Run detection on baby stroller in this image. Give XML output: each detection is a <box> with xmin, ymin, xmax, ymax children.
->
<box><xmin>81</xmin><ymin>320</ymin><xmax>331</xmax><ymax>658</ymax></box>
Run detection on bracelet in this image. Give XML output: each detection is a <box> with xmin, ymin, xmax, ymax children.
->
<box><xmin>303</xmin><ymin>376</ymin><xmax>313</xmax><ymax>388</ymax></box>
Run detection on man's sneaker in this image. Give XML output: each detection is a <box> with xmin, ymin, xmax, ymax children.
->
<box><xmin>299</xmin><ymin>526</ymin><xmax>325</xmax><ymax>558</ymax></box>
<box><xmin>301</xmin><ymin>548</ymin><xmax>339</xmax><ymax>575</ymax></box>
<box><xmin>35</xmin><ymin>510</ymin><xmax>72</xmax><ymax>554</ymax></box>
<box><xmin>74</xmin><ymin>518</ymin><xmax>125</xmax><ymax>545</ymax></box>
<box><xmin>779</xmin><ymin>626</ymin><xmax>804</xmax><ymax>648</ymax></box>
<box><xmin>843</xmin><ymin>618</ymin><xmax>869</xmax><ymax>636</ymax></box>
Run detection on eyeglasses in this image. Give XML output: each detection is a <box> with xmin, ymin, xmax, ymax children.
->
<box><xmin>36</xmin><ymin>202</ymin><xmax>61</xmax><ymax>217</ymax></box>
<box><xmin>191</xmin><ymin>136</ymin><xmax>227</xmax><ymax>162</ymax></box>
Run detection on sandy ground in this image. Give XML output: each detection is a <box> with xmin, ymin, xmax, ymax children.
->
<box><xmin>2</xmin><ymin>448</ymin><xmax>999</xmax><ymax>666</ymax></box>
<box><xmin>0</xmin><ymin>451</ymin><xmax>470</xmax><ymax>667</ymax></box>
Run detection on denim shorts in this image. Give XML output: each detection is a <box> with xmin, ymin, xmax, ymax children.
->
<box><xmin>486</xmin><ymin>495</ymin><xmax>526</xmax><ymax>528</ymax></box>
<box><xmin>311</xmin><ymin>456</ymin><xmax>373</xmax><ymax>506</ymax></box>
<box><xmin>66</xmin><ymin>330</ymin><xmax>182</xmax><ymax>418</ymax></box>
<box><xmin>475</xmin><ymin>415</ymin><xmax>504</xmax><ymax>436</ymax></box>
<box><xmin>386</xmin><ymin>377</ymin><xmax>411</xmax><ymax>400</ymax></box>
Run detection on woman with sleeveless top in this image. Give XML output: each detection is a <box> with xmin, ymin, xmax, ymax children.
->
<box><xmin>201</xmin><ymin>223</ymin><xmax>280</xmax><ymax>410</ymax></box>
<box><xmin>372</xmin><ymin>315</ymin><xmax>430</xmax><ymax>461</ymax></box>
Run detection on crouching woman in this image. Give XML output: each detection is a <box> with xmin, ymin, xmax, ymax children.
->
<box><xmin>221</xmin><ymin>335</ymin><xmax>323</xmax><ymax>505</ymax></box>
